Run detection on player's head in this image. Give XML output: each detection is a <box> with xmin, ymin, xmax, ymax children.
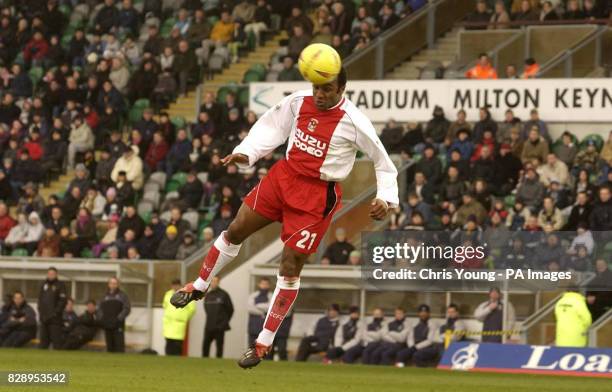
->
<box><xmin>447</xmin><ymin>303</ymin><xmax>459</xmax><ymax>319</ymax></box>
<box><xmin>312</xmin><ymin>67</ymin><xmax>347</xmax><ymax>111</ymax></box>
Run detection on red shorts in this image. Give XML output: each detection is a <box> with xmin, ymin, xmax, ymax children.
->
<box><xmin>243</xmin><ymin>159</ymin><xmax>342</xmax><ymax>254</ymax></box>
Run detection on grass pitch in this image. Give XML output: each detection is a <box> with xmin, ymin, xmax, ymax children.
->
<box><xmin>0</xmin><ymin>349</ymin><xmax>610</xmax><ymax>392</ymax></box>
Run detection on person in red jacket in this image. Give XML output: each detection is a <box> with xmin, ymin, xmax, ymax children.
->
<box><xmin>23</xmin><ymin>130</ymin><xmax>44</xmax><ymax>161</ymax></box>
<box><xmin>23</xmin><ymin>31</ymin><xmax>49</xmax><ymax>66</ymax></box>
<box><xmin>0</xmin><ymin>201</ymin><xmax>16</xmax><ymax>248</ymax></box>
<box><xmin>145</xmin><ymin>131</ymin><xmax>169</xmax><ymax>170</ymax></box>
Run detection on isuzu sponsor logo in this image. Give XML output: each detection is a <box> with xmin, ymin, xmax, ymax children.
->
<box><xmin>293</xmin><ymin>128</ymin><xmax>327</xmax><ymax>158</ymax></box>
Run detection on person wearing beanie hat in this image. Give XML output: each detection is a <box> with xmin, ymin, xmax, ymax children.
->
<box><xmin>156</xmin><ymin>225</ymin><xmax>182</xmax><ymax>260</ymax></box>
<box><xmin>296</xmin><ymin>303</ymin><xmax>341</xmax><ymax>361</ymax></box>
<box><xmin>325</xmin><ymin>305</ymin><xmax>364</xmax><ymax>364</ymax></box>
<box><xmin>176</xmin><ymin>230</ymin><xmax>198</xmax><ymax>259</ymax></box>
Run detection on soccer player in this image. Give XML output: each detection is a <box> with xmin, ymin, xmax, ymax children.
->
<box><xmin>170</xmin><ymin>67</ymin><xmax>399</xmax><ymax>368</ymax></box>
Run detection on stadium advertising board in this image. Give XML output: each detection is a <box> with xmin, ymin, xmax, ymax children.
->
<box><xmin>438</xmin><ymin>342</ymin><xmax>612</xmax><ymax>378</ymax></box>
<box><xmin>249</xmin><ymin>79</ymin><xmax>612</xmax><ymax>122</ymax></box>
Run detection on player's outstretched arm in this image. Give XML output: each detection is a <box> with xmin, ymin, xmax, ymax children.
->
<box><xmin>221</xmin><ymin>153</ymin><xmax>249</xmax><ymax>166</ymax></box>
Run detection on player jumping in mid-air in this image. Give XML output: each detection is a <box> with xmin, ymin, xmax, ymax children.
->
<box><xmin>170</xmin><ymin>67</ymin><xmax>399</xmax><ymax>369</ymax></box>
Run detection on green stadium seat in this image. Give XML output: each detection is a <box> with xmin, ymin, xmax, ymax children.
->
<box><xmin>160</xmin><ymin>18</ymin><xmax>177</xmax><ymax>38</ymax></box>
<box><xmin>171</xmin><ymin>116</ymin><xmax>187</xmax><ymax>130</ymax></box>
<box><xmin>129</xmin><ymin>107</ymin><xmax>144</xmax><ymax>125</ymax></box>
<box><xmin>216</xmin><ymin>84</ymin><xmax>239</xmax><ymax>104</ymax></box>
<box><xmin>80</xmin><ymin>248</ymin><xmax>94</xmax><ymax>258</ymax></box>
<box><xmin>133</xmin><ymin>98</ymin><xmax>150</xmax><ymax>109</ymax></box>
<box><xmin>243</xmin><ymin>70</ymin><xmax>263</xmax><ymax>83</ymax></box>
<box><xmin>238</xmin><ymin>87</ymin><xmax>249</xmax><ymax>107</ymax></box>
<box><xmin>140</xmin><ymin>211</ymin><xmax>152</xmax><ymax>225</ymax></box>
<box><xmin>165</xmin><ymin>179</ymin><xmax>181</xmax><ymax>193</ymax></box>
<box><xmin>504</xmin><ymin>195</ymin><xmax>515</xmax><ymax>208</ymax></box>
<box><xmin>249</xmin><ymin>63</ymin><xmax>267</xmax><ymax>79</ymax></box>
<box><xmin>171</xmin><ymin>172</ymin><xmax>188</xmax><ymax>187</ymax></box>
<box><xmin>11</xmin><ymin>248</ymin><xmax>28</xmax><ymax>257</ymax></box>
<box><xmin>579</xmin><ymin>134</ymin><xmax>604</xmax><ymax>151</ymax></box>
<box><xmin>28</xmin><ymin>67</ymin><xmax>44</xmax><ymax>91</ymax></box>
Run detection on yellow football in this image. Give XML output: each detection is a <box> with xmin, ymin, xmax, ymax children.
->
<box><xmin>298</xmin><ymin>43</ymin><xmax>342</xmax><ymax>85</ymax></box>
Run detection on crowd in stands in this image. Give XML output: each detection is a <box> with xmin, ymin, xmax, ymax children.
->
<box><xmin>377</xmin><ymin>106</ymin><xmax>612</xmax><ymax>273</ymax></box>
<box><xmin>0</xmin><ymin>0</ymin><xmax>319</xmax><ymax>259</ymax></box>
<box><xmin>266</xmin><ymin>0</ymin><xmax>429</xmax><ymax>81</ymax></box>
<box><xmin>466</xmin><ymin>0</ymin><xmax>612</xmax><ymax>29</ymax></box>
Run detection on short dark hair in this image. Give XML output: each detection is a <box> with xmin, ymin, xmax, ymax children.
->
<box><xmin>48</xmin><ymin>267</ymin><xmax>58</xmax><ymax>273</ymax></box>
<box><xmin>448</xmin><ymin>303</ymin><xmax>459</xmax><ymax>311</ymax></box>
<box><xmin>336</xmin><ymin>67</ymin><xmax>347</xmax><ymax>89</ymax></box>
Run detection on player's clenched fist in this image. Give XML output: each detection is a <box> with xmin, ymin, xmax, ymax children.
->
<box><xmin>221</xmin><ymin>153</ymin><xmax>249</xmax><ymax>166</ymax></box>
<box><xmin>369</xmin><ymin>198</ymin><xmax>389</xmax><ymax>221</ymax></box>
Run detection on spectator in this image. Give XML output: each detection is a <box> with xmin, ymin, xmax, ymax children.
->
<box><xmin>378</xmin><ymin>4</ymin><xmax>400</xmax><ymax>32</ymax></box>
<box><xmin>554</xmin><ymin>131</ymin><xmax>578</xmax><ymax>167</ymax></box>
<box><xmin>0</xmin><ymin>291</ymin><xmax>37</xmax><ymax>347</ymax></box>
<box><xmin>117</xmin><ymin>205</ymin><xmax>144</xmax><ymax>240</ymax></box>
<box><xmin>447</xmin><ymin>109</ymin><xmax>472</xmax><ymax>141</ymax></box>
<box><xmin>285</xmin><ymin>6</ymin><xmax>314</xmax><ymax>37</ymax></box>
<box><xmin>453</xmin><ymin>192</ymin><xmax>487</xmax><ymax>227</ymax></box>
<box><xmin>37</xmin><ymin>267</ymin><xmax>68</xmax><ymax>349</ymax></box>
<box><xmin>288</xmin><ymin>25</ymin><xmax>311</xmax><ymax>60</ymax></box>
<box><xmin>179</xmin><ymin>171</ymin><xmax>204</xmax><ymax>210</ymax></box>
<box><xmin>202</xmin><ymin>276</ymin><xmax>234</xmax><ymax>358</ymax></box>
<box><xmin>156</xmin><ymin>225</ymin><xmax>182</xmax><ymax>260</ymax></box>
<box><xmin>368</xmin><ymin>308</ymin><xmax>409</xmax><ymax>365</ymax></box>
<box><xmin>540</xmin><ymin>1</ymin><xmax>560</xmax><ymax>21</ymax></box>
<box><xmin>321</xmin><ymin>228</ymin><xmax>355</xmax><ymax>265</ymax></box>
<box><xmin>296</xmin><ymin>304</ymin><xmax>340</xmax><ymax>361</ymax></box>
<box><xmin>513</xmin><ymin>0</ymin><xmax>539</xmax><ymax>21</ymax></box>
<box><xmin>522</xmin><ymin>109</ymin><xmax>551</xmax><ymax>142</ymax></box>
<box><xmin>394</xmin><ymin>304</ymin><xmax>439</xmax><ymax>367</ymax></box>
<box><xmin>176</xmin><ymin>231</ymin><xmax>198</xmax><ymax>259</ymax></box>
<box><xmin>61</xmin><ymin>300</ymin><xmax>99</xmax><ymax>350</ymax></box>
<box><xmin>494</xmin><ymin>143</ymin><xmax>522</xmax><ymax>195</ymax></box>
<box><xmin>201</xmin><ymin>10</ymin><xmax>234</xmax><ymax>61</ymax></box>
<box><xmin>162</xmin><ymin>279</ymin><xmax>196</xmax><ymax>356</ymax></box>
<box><xmin>342</xmin><ymin>307</ymin><xmax>385</xmax><ymax>364</ymax></box>
<box><xmin>277</xmin><ymin>56</ymin><xmax>303</xmax><ymax>81</ymax></box>
<box><xmin>187</xmin><ymin>10</ymin><xmax>212</xmax><ymax>48</ymax></box>
<box><xmin>247</xmin><ymin>278</ymin><xmax>271</xmax><ymax>344</ymax></box>
<box><xmin>521</xmin><ymin>57</ymin><xmax>540</xmax><ymax>78</ymax></box>
<box><xmin>586</xmin><ymin>258</ymin><xmax>612</xmax><ymax>320</ymax></box>
<box><xmin>99</xmin><ymin>277</ymin><xmax>131</xmax><ymax>353</ymax></box>
<box><xmin>590</xmin><ymin>185</ymin><xmax>612</xmax><ymax>232</ymax></box>
<box><xmin>61</xmin><ymin>298</ymin><xmax>78</xmax><ymax>345</ymax></box>
<box><xmin>111</xmin><ymin>146</ymin><xmax>144</xmax><ymax>191</ymax></box>
<box><xmin>67</xmin><ymin>116</ymin><xmax>94</xmax><ymax>170</ymax></box>
<box><xmin>436</xmin><ymin>304</ymin><xmax>467</xmax><ymax>349</ymax></box>
<box><xmin>474</xmin><ymin>287</ymin><xmax>516</xmax><ymax>343</ymax></box>
<box><xmin>521</xmin><ymin>127</ymin><xmax>549</xmax><ymax>164</ymax></box>
<box><xmin>173</xmin><ymin>40</ymin><xmax>197</xmax><ymax>97</ymax></box>
<box><xmin>330</xmin><ymin>2</ymin><xmax>351</xmax><ymax>37</ymax></box>
<box><xmin>465</xmin><ymin>53</ymin><xmax>498</xmax><ymax>79</ymax></box>
<box><xmin>564</xmin><ymin>0</ymin><xmax>585</xmax><ymax>19</ymax></box>
<box><xmin>489</xmin><ymin>1</ymin><xmax>511</xmax><ymax>29</ymax></box>
<box><xmin>554</xmin><ymin>289</ymin><xmax>591</xmax><ymax>347</ymax></box>
<box><xmin>574</xmin><ymin>140</ymin><xmax>600</xmax><ymax>175</ymax></box>
<box><xmin>325</xmin><ymin>305</ymin><xmax>363</xmax><ymax>363</ymax></box>
<box><xmin>424</xmin><ymin>106</ymin><xmax>450</xmax><ymax>145</ymax></box>
<box><xmin>245</xmin><ymin>0</ymin><xmax>271</xmax><ymax>46</ymax></box>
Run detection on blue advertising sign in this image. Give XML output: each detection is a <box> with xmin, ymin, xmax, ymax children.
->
<box><xmin>438</xmin><ymin>342</ymin><xmax>612</xmax><ymax>378</ymax></box>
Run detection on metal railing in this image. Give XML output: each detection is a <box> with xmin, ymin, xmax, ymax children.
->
<box><xmin>537</xmin><ymin>25</ymin><xmax>608</xmax><ymax>78</ymax></box>
<box><xmin>344</xmin><ymin>0</ymin><xmax>472</xmax><ymax>80</ymax></box>
<box><xmin>588</xmin><ymin>307</ymin><xmax>612</xmax><ymax>347</ymax></box>
<box><xmin>460</xmin><ymin>29</ymin><xmax>526</xmax><ymax>74</ymax></box>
